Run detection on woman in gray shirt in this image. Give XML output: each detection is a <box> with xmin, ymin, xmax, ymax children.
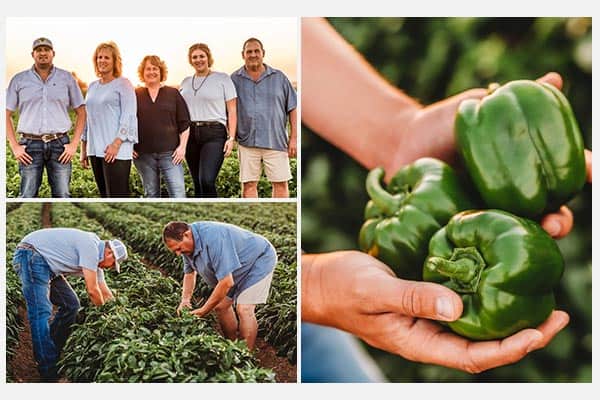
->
<box><xmin>179</xmin><ymin>43</ymin><xmax>237</xmax><ymax>197</ymax></box>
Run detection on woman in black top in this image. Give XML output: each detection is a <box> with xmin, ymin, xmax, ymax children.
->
<box><xmin>133</xmin><ymin>55</ymin><xmax>190</xmax><ymax>197</ymax></box>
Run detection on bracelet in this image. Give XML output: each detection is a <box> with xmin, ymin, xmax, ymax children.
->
<box><xmin>227</xmin><ymin>136</ymin><xmax>235</xmax><ymax>142</ymax></box>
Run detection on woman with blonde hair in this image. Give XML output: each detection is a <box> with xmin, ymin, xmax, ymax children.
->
<box><xmin>133</xmin><ymin>55</ymin><xmax>190</xmax><ymax>197</ymax></box>
<box><xmin>179</xmin><ymin>43</ymin><xmax>237</xmax><ymax>197</ymax></box>
<box><xmin>81</xmin><ymin>41</ymin><xmax>137</xmax><ymax>197</ymax></box>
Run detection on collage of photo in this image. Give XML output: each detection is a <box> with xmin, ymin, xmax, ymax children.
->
<box><xmin>2</xmin><ymin>15</ymin><xmax>593</xmax><ymax>390</ymax></box>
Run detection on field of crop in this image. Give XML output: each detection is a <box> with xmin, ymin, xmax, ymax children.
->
<box><xmin>5</xmin><ymin>202</ymin><xmax>297</xmax><ymax>383</ymax></box>
<box><xmin>5</xmin><ymin>141</ymin><xmax>297</xmax><ymax>198</ymax></box>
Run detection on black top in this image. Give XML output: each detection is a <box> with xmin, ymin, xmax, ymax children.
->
<box><xmin>135</xmin><ymin>86</ymin><xmax>190</xmax><ymax>153</ymax></box>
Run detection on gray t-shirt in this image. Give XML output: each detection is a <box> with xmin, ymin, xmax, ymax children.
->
<box><xmin>179</xmin><ymin>71</ymin><xmax>237</xmax><ymax>127</ymax></box>
<box><xmin>20</xmin><ymin>228</ymin><xmax>106</xmax><ymax>283</ymax></box>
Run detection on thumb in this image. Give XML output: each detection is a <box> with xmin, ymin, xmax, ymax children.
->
<box><xmin>378</xmin><ymin>279</ymin><xmax>463</xmax><ymax>321</ymax></box>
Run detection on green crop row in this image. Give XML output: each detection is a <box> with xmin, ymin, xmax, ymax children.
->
<box><xmin>5</xmin><ymin>141</ymin><xmax>297</xmax><ymax>198</ymax></box>
<box><xmin>5</xmin><ymin>203</ymin><xmax>44</xmax><ymax>381</ymax></box>
<box><xmin>74</xmin><ymin>202</ymin><xmax>297</xmax><ymax>363</ymax></box>
<box><xmin>49</xmin><ymin>203</ymin><xmax>276</xmax><ymax>382</ymax></box>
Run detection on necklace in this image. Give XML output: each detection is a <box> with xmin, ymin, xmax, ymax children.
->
<box><xmin>191</xmin><ymin>72</ymin><xmax>211</xmax><ymax>96</ymax></box>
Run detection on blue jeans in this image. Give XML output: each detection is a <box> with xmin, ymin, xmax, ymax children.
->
<box><xmin>133</xmin><ymin>151</ymin><xmax>186</xmax><ymax>198</ymax></box>
<box><xmin>185</xmin><ymin>124</ymin><xmax>227</xmax><ymax>197</ymax></box>
<box><xmin>301</xmin><ymin>323</ymin><xmax>387</xmax><ymax>383</ymax></box>
<box><xmin>18</xmin><ymin>135</ymin><xmax>71</xmax><ymax>198</ymax></box>
<box><xmin>12</xmin><ymin>247</ymin><xmax>81</xmax><ymax>381</ymax></box>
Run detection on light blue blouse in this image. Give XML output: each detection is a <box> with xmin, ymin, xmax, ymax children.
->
<box><xmin>83</xmin><ymin>77</ymin><xmax>138</xmax><ymax>160</ymax></box>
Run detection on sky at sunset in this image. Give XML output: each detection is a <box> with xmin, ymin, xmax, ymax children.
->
<box><xmin>5</xmin><ymin>17</ymin><xmax>298</xmax><ymax>88</ymax></box>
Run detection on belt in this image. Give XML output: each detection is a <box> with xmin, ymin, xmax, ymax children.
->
<box><xmin>21</xmin><ymin>132</ymin><xmax>68</xmax><ymax>143</ymax></box>
<box><xmin>17</xmin><ymin>242</ymin><xmax>36</xmax><ymax>251</ymax></box>
<box><xmin>191</xmin><ymin>121</ymin><xmax>221</xmax><ymax>127</ymax></box>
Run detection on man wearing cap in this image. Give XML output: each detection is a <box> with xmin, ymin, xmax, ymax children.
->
<box><xmin>12</xmin><ymin>228</ymin><xmax>127</xmax><ymax>382</ymax></box>
<box><xmin>163</xmin><ymin>221</ymin><xmax>277</xmax><ymax>351</ymax></box>
<box><xmin>6</xmin><ymin>37</ymin><xmax>86</xmax><ymax>197</ymax></box>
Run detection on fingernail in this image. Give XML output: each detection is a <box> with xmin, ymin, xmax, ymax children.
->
<box><xmin>436</xmin><ymin>297</ymin><xmax>455</xmax><ymax>320</ymax></box>
<box><xmin>545</xmin><ymin>221</ymin><xmax>561</xmax><ymax>236</ymax></box>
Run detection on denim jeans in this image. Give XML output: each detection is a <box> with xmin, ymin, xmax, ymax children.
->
<box><xmin>133</xmin><ymin>151</ymin><xmax>186</xmax><ymax>198</ymax></box>
<box><xmin>18</xmin><ymin>135</ymin><xmax>71</xmax><ymax>198</ymax></box>
<box><xmin>185</xmin><ymin>124</ymin><xmax>227</xmax><ymax>197</ymax></box>
<box><xmin>12</xmin><ymin>247</ymin><xmax>81</xmax><ymax>381</ymax></box>
<box><xmin>89</xmin><ymin>156</ymin><xmax>131</xmax><ymax>198</ymax></box>
<box><xmin>301</xmin><ymin>322</ymin><xmax>387</xmax><ymax>383</ymax></box>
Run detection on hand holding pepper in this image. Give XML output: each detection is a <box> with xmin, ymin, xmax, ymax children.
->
<box><xmin>302</xmin><ymin>250</ymin><xmax>569</xmax><ymax>373</ymax></box>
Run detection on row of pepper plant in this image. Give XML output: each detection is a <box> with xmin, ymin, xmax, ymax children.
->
<box><xmin>73</xmin><ymin>201</ymin><xmax>297</xmax><ymax>363</ymax></box>
<box><xmin>48</xmin><ymin>202</ymin><xmax>276</xmax><ymax>382</ymax></box>
<box><xmin>5</xmin><ymin>139</ymin><xmax>297</xmax><ymax>198</ymax></box>
<box><xmin>5</xmin><ymin>203</ymin><xmax>44</xmax><ymax>381</ymax></box>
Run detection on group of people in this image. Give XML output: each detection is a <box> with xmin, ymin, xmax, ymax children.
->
<box><xmin>6</xmin><ymin>37</ymin><xmax>297</xmax><ymax>198</ymax></box>
<box><xmin>12</xmin><ymin>221</ymin><xmax>277</xmax><ymax>382</ymax></box>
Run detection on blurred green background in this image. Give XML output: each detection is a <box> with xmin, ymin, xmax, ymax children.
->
<box><xmin>301</xmin><ymin>17</ymin><xmax>591</xmax><ymax>382</ymax></box>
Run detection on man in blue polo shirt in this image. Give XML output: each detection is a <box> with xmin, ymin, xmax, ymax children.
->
<box><xmin>163</xmin><ymin>221</ymin><xmax>277</xmax><ymax>351</ymax></box>
<box><xmin>12</xmin><ymin>228</ymin><xmax>127</xmax><ymax>382</ymax></box>
<box><xmin>6</xmin><ymin>37</ymin><xmax>86</xmax><ymax>197</ymax></box>
<box><xmin>231</xmin><ymin>37</ymin><xmax>297</xmax><ymax>198</ymax></box>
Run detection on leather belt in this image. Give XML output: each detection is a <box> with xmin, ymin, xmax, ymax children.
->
<box><xmin>191</xmin><ymin>121</ymin><xmax>221</xmax><ymax>127</ymax></box>
<box><xmin>21</xmin><ymin>132</ymin><xmax>68</xmax><ymax>143</ymax></box>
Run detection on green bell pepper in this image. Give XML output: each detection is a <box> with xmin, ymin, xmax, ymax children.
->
<box><xmin>423</xmin><ymin>209</ymin><xmax>564</xmax><ymax>340</ymax></box>
<box><xmin>455</xmin><ymin>80</ymin><xmax>586</xmax><ymax>218</ymax></box>
<box><xmin>358</xmin><ymin>158</ymin><xmax>477</xmax><ymax>279</ymax></box>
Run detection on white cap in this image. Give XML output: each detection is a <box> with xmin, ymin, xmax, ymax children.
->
<box><xmin>108</xmin><ymin>239</ymin><xmax>127</xmax><ymax>273</ymax></box>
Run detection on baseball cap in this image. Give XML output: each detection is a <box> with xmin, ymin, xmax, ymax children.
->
<box><xmin>108</xmin><ymin>239</ymin><xmax>128</xmax><ymax>273</ymax></box>
<box><xmin>32</xmin><ymin>37</ymin><xmax>53</xmax><ymax>50</ymax></box>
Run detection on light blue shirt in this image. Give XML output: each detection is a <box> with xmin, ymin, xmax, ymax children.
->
<box><xmin>6</xmin><ymin>65</ymin><xmax>85</xmax><ymax>134</ymax></box>
<box><xmin>83</xmin><ymin>77</ymin><xmax>138</xmax><ymax>159</ymax></box>
<box><xmin>231</xmin><ymin>64</ymin><xmax>297</xmax><ymax>151</ymax></box>
<box><xmin>20</xmin><ymin>228</ymin><xmax>106</xmax><ymax>283</ymax></box>
<box><xmin>182</xmin><ymin>221</ymin><xmax>276</xmax><ymax>300</ymax></box>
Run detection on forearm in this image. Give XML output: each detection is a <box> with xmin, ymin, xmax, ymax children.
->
<box><xmin>301</xmin><ymin>17</ymin><xmax>421</xmax><ymax>170</ymax></box>
<box><xmin>301</xmin><ymin>253</ymin><xmax>327</xmax><ymax>324</ymax></box>
<box><xmin>288</xmin><ymin>108</ymin><xmax>297</xmax><ymax>143</ymax></box>
<box><xmin>196</xmin><ymin>276</ymin><xmax>233</xmax><ymax>315</ymax></box>
<box><xmin>178</xmin><ymin>128</ymin><xmax>190</xmax><ymax>148</ymax></box>
<box><xmin>6</xmin><ymin>111</ymin><xmax>19</xmax><ymax>147</ymax></box>
<box><xmin>181</xmin><ymin>272</ymin><xmax>196</xmax><ymax>303</ymax></box>
<box><xmin>71</xmin><ymin>106</ymin><xmax>86</xmax><ymax>146</ymax></box>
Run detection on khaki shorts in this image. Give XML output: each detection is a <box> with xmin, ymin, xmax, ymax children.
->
<box><xmin>238</xmin><ymin>144</ymin><xmax>292</xmax><ymax>182</ymax></box>
<box><xmin>236</xmin><ymin>271</ymin><xmax>274</xmax><ymax>305</ymax></box>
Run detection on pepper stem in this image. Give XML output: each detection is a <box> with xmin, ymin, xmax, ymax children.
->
<box><xmin>365</xmin><ymin>167</ymin><xmax>403</xmax><ymax>215</ymax></box>
<box><xmin>425</xmin><ymin>247</ymin><xmax>486</xmax><ymax>293</ymax></box>
<box><xmin>487</xmin><ymin>82</ymin><xmax>501</xmax><ymax>94</ymax></box>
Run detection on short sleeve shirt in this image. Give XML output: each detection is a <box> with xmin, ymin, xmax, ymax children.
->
<box><xmin>20</xmin><ymin>228</ymin><xmax>106</xmax><ymax>283</ymax></box>
<box><xmin>231</xmin><ymin>64</ymin><xmax>297</xmax><ymax>151</ymax></box>
<box><xmin>179</xmin><ymin>71</ymin><xmax>237</xmax><ymax>127</ymax></box>
<box><xmin>6</xmin><ymin>65</ymin><xmax>85</xmax><ymax>134</ymax></box>
<box><xmin>182</xmin><ymin>221</ymin><xmax>276</xmax><ymax>300</ymax></box>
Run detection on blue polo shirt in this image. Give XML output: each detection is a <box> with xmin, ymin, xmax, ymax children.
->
<box><xmin>231</xmin><ymin>64</ymin><xmax>297</xmax><ymax>152</ymax></box>
<box><xmin>182</xmin><ymin>221</ymin><xmax>276</xmax><ymax>300</ymax></box>
<box><xmin>20</xmin><ymin>228</ymin><xmax>106</xmax><ymax>283</ymax></box>
<box><xmin>6</xmin><ymin>65</ymin><xmax>85</xmax><ymax>134</ymax></box>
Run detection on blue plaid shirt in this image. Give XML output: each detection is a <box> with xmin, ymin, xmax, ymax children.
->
<box><xmin>231</xmin><ymin>64</ymin><xmax>297</xmax><ymax>151</ymax></box>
